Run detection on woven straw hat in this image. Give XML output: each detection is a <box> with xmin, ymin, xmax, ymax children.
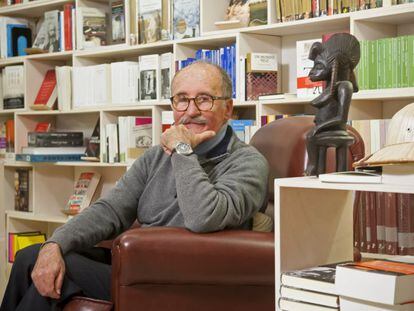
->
<box><xmin>354</xmin><ymin>103</ymin><xmax>414</xmax><ymax>167</ymax></box>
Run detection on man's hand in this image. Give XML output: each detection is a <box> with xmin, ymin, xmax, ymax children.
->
<box><xmin>31</xmin><ymin>243</ymin><xmax>65</xmax><ymax>299</ymax></box>
<box><xmin>161</xmin><ymin>124</ymin><xmax>216</xmax><ymax>155</ymax></box>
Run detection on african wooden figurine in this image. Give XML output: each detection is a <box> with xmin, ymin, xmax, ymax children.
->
<box><xmin>305</xmin><ymin>33</ymin><xmax>360</xmax><ymax>176</ymax></box>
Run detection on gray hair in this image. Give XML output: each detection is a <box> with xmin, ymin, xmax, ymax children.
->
<box><xmin>171</xmin><ymin>61</ymin><xmax>233</xmax><ymax>99</ymax></box>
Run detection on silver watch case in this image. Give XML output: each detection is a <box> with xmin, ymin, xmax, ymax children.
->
<box><xmin>174</xmin><ymin>142</ymin><xmax>193</xmax><ymax>155</ymax></box>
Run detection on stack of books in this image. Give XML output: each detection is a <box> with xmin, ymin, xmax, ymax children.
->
<box><xmin>279</xmin><ymin>264</ymin><xmax>340</xmax><ymax>310</ymax></box>
<box><xmin>16</xmin><ymin>131</ymin><xmax>85</xmax><ymax>162</ymax></box>
<box><xmin>336</xmin><ymin>260</ymin><xmax>414</xmax><ymax>311</ymax></box>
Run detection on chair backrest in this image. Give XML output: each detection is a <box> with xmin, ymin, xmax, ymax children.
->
<box><xmin>250</xmin><ymin>116</ymin><xmax>365</xmax><ymax>201</ymax></box>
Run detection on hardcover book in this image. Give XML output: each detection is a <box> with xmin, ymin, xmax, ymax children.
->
<box><xmin>31</xmin><ymin>69</ymin><xmax>57</xmax><ymax>110</ymax></box>
<box><xmin>245</xmin><ymin>52</ymin><xmax>278</xmax><ymax>100</ymax></box>
<box><xmin>28</xmin><ymin>132</ymin><xmax>84</xmax><ymax>147</ymax></box>
<box><xmin>64</xmin><ymin>171</ymin><xmax>101</xmax><ymax>214</ymax></box>
<box><xmin>172</xmin><ymin>0</ymin><xmax>200</xmax><ymax>39</ymax></box>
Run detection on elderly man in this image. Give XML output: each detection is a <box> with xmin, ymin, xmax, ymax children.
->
<box><xmin>0</xmin><ymin>61</ymin><xmax>268</xmax><ymax>311</ymax></box>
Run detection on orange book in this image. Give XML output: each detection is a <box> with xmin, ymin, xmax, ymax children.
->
<box><xmin>31</xmin><ymin>70</ymin><xmax>57</xmax><ymax>110</ymax></box>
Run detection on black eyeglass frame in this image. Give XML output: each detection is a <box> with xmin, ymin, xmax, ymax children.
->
<box><xmin>169</xmin><ymin>94</ymin><xmax>231</xmax><ymax>112</ymax></box>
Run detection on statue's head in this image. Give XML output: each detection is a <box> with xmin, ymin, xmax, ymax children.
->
<box><xmin>308</xmin><ymin>33</ymin><xmax>360</xmax><ymax>92</ymax></box>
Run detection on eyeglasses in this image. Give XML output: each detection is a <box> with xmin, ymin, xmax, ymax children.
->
<box><xmin>170</xmin><ymin>94</ymin><xmax>230</xmax><ymax>112</ymax></box>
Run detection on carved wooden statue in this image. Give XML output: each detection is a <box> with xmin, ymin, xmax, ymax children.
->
<box><xmin>305</xmin><ymin>33</ymin><xmax>360</xmax><ymax>176</ymax></box>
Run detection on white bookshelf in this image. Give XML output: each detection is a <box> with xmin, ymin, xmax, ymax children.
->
<box><xmin>0</xmin><ymin>0</ymin><xmax>414</xmax><ymax>302</ymax></box>
<box><xmin>274</xmin><ymin>177</ymin><xmax>414</xmax><ymax>311</ymax></box>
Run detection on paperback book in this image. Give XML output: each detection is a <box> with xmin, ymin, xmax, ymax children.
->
<box><xmin>172</xmin><ymin>0</ymin><xmax>199</xmax><ymax>39</ymax></box>
<box><xmin>137</xmin><ymin>0</ymin><xmax>162</xmax><ymax>44</ymax></box>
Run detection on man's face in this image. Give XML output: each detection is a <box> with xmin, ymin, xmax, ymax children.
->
<box><xmin>171</xmin><ymin>65</ymin><xmax>233</xmax><ymax>134</ymax></box>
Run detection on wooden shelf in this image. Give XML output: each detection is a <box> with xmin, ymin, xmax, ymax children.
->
<box><xmin>6</xmin><ymin>210</ymin><xmax>68</xmax><ymax>224</ymax></box>
<box><xmin>0</xmin><ymin>0</ymin><xmax>74</xmax><ymax>17</ymax></box>
<box><xmin>351</xmin><ymin>3</ymin><xmax>414</xmax><ymax>24</ymax></box>
<box><xmin>275</xmin><ymin>176</ymin><xmax>414</xmax><ymax>194</ymax></box>
<box><xmin>0</xmin><ymin>56</ymin><xmax>24</xmax><ymax>68</ymax></box>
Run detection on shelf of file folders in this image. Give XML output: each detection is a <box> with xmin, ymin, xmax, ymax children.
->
<box><xmin>278</xmin><ymin>260</ymin><xmax>414</xmax><ymax>311</ymax></box>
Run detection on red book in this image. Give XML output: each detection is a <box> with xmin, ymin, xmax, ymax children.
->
<box><xmin>31</xmin><ymin>70</ymin><xmax>57</xmax><ymax>110</ymax></box>
<box><xmin>34</xmin><ymin>122</ymin><xmax>52</xmax><ymax>132</ymax></box>
<box><xmin>63</xmin><ymin>4</ymin><xmax>73</xmax><ymax>50</ymax></box>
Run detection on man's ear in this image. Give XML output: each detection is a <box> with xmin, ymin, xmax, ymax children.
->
<box><xmin>224</xmin><ymin>99</ymin><xmax>233</xmax><ymax>120</ymax></box>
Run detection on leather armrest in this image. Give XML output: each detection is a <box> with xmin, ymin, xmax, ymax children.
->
<box><xmin>112</xmin><ymin>227</ymin><xmax>274</xmax><ymax>288</ymax></box>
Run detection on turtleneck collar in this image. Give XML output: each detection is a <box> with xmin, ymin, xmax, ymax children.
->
<box><xmin>194</xmin><ymin>122</ymin><xmax>228</xmax><ymax>156</ymax></box>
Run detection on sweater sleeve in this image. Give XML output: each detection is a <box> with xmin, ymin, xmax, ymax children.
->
<box><xmin>170</xmin><ymin>147</ymin><xmax>269</xmax><ymax>233</ymax></box>
<box><xmin>47</xmin><ymin>152</ymin><xmax>150</xmax><ymax>254</ymax></box>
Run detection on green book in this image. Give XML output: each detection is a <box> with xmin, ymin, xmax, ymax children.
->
<box><xmin>408</xmin><ymin>35</ymin><xmax>414</xmax><ymax>87</ymax></box>
<box><xmin>384</xmin><ymin>38</ymin><xmax>393</xmax><ymax>89</ymax></box>
<box><xmin>392</xmin><ymin>37</ymin><xmax>399</xmax><ymax>88</ymax></box>
<box><xmin>377</xmin><ymin>38</ymin><xmax>385</xmax><ymax>89</ymax></box>
<box><xmin>369</xmin><ymin>40</ymin><xmax>377</xmax><ymax>90</ymax></box>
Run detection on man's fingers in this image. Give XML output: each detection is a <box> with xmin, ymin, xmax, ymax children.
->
<box><xmin>195</xmin><ymin>131</ymin><xmax>216</xmax><ymax>144</ymax></box>
<box><xmin>54</xmin><ymin>268</ymin><xmax>65</xmax><ymax>295</ymax></box>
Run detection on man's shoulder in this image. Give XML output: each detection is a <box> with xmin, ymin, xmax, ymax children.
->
<box><xmin>228</xmin><ymin>136</ymin><xmax>268</xmax><ymax>167</ymax></box>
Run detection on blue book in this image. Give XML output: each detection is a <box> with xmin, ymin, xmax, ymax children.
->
<box><xmin>229</xmin><ymin>119</ymin><xmax>255</xmax><ymax>142</ymax></box>
<box><xmin>7</xmin><ymin>24</ymin><xmax>27</xmax><ymax>57</ymax></box>
<box><xmin>16</xmin><ymin>154</ymin><xmax>84</xmax><ymax>162</ymax></box>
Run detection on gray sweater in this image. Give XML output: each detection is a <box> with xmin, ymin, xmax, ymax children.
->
<box><xmin>49</xmin><ymin>126</ymin><xmax>269</xmax><ymax>254</ymax></box>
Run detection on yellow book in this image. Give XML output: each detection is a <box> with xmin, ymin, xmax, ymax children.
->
<box><xmin>16</xmin><ymin>234</ymin><xmax>46</xmax><ymax>251</ymax></box>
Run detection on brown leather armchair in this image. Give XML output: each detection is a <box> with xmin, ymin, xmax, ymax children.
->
<box><xmin>64</xmin><ymin>116</ymin><xmax>364</xmax><ymax>311</ymax></box>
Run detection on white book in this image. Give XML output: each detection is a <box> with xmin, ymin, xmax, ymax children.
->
<box><xmin>118</xmin><ymin>116</ymin><xmax>127</xmax><ymax>162</ymax></box>
<box><xmin>278</xmin><ymin>298</ymin><xmax>338</xmax><ymax>311</ymax></box>
<box><xmin>72</xmin><ymin>67</ymin><xmax>93</xmax><ymax>108</ymax></box>
<box><xmin>239</xmin><ymin>56</ymin><xmax>246</xmax><ymax>102</ymax></box>
<box><xmin>162</xmin><ymin>110</ymin><xmax>174</xmax><ymax>128</ymax></box>
<box><xmin>3</xmin><ymin>65</ymin><xmax>24</xmax><ymax>109</ymax></box>
<box><xmin>126</xmin><ymin>116</ymin><xmax>152</xmax><ymax>165</ymax></box>
<box><xmin>139</xmin><ymin>54</ymin><xmax>160</xmax><ymax>101</ymax></box>
<box><xmin>318</xmin><ymin>170</ymin><xmax>382</xmax><ymax>184</ymax></box>
<box><xmin>340</xmin><ymin>296</ymin><xmax>414</xmax><ymax>311</ymax></box>
<box><xmin>59</xmin><ymin>11</ymin><xmax>65</xmax><ymax>51</ymax></box>
<box><xmin>296</xmin><ymin>39</ymin><xmax>323</xmax><ymax>99</ymax></box>
<box><xmin>56</xmin><ymin>66</ymin><xmax>72</xmax><ymax>111</ymax></box>
<box><xmin>280</xmin><ymin>286</ymin><xmax>339</xmax><ymax>308</ymax></box>
<box><xmin>92</xmin><ymin>64</ymin><xmax>111</xmax><ymax>106</ymax></box>
<box><xmin>106</xmin><ymin>123</ymin><xmax>119</xmax><ymax>163</ymax></box>
<box><xmin>21</xmin><ymin>147</ymin><xmax>85</xmax><ymax>155</ymax></box>
<box><xmin>160</xmin><ymin>52</ymin><xmax>173</xmax><ymax>99</ymax></box>
<box><xmin>111</xmin><ymin>61</ymin><xmax>139</xmax><ymax>105</ymax></box>
<box><xmin>43</xmin><ymin>10</ymin><xmax>60</xmax><ymax>53</ymax></box>
<box><xmin>336</xmin><ymin>261</ymin><xmax>414</xmax><ymax>305</ymax></box>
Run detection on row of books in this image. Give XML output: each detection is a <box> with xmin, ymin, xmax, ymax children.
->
<box><xmin>102</xmin><ymin>116</ymin><xmax>152</xmax><ymax>164</ymax></box>
<box><xmin>276</xmin><ymin>0</ymin><xmax>383</xmax><ymax>23</ymax></box>
<box><xmin>279</xmin><ymin>260</ymin><xmax>414</xmax><ymax>310</ymax></box>
<box><xmin>71</xmin><ymin>54</ymin><xmax>173</xmax><ymax>109</ymax></box>
<box><xmin>354</xmin><ymin>191</ymin><xmax>414</xmax><ymax>256</ymax></box>
<box><xmin>178</xmin><ymin>43</ymin><xmax>237</xmax><ymax>99</ymax></box>
<box><xmin>357</xmin><ymin>35</ymin><xmax>414</xmax><ymax>91</ymax></box>
<box><xmin>229</xmin><ymin>119</ymin><xmax>258</xmax><ymax>144</ymax></box>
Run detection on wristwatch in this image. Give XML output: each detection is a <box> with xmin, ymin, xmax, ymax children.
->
<box><xmin>173</xmin><ymin>142</ymin><xmax>193</xmax><ymax>155</ymax></box>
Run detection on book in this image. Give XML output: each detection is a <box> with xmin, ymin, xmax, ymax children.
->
<box><xmin>245</xmin><ymin>52</ymin><xmax>278</xmax><ymax>100</ymax></box>
<box><xmin>340</xmin><ymin>296</ymin><xmax>414</xmax><ymax>311</ymax></box>
<box><xmin>31</xmin><ymin>69</ymin><xmax>57</xmax><ymax>110</ymax></box>
<box><xmin>162</xmin><ymin>110</ymin><xmax>174</xmax><ymax>132</ymax></box>
<box><xmin>28</xmin><ymin>132</ymin><xmax>84</xmax><ymax>147</ymax></box>
<box><xmin>137</xmin><ymin>0</ymin><xmax>162</xmax><ymax>44</ymax></box>
<box><xmin>3</xmin><ymin>65</ymin><xmax>24</xmax><ymax>110</ymax></box>
<box><xmin>223</xmin><ymin>0</ymin><xmax>250</xmax><ymax>27</ymax></box>
<box><xmin>278</xmin><ymin>298</ymin><xmax>339</xmax><ymax>310</ymax></box>
<box><xmin>76</xmin><ymin>7</ymin><xmax>107</xmax><ymax>50</ymax></box>
<box><xmin>64</xmin><ymin>171</ymin><xmax>101</xmax><ymax>214</ymax></box>
<box><xmin>21</xmin><ymin>146</ymin><xmax>85</xmax><ymax>155</ymax></box>
<box><xmin>281</xmin><ymin>263</ymin><xmax>339</xmax><ymax>295</ymax></box>
<box><xmin>280</xmin><ymin>286</ymin><xmax>339</xmax><ymax>308</ymax></box>
<box><xmin>43</xmin><ymin>10</ymin><xmax>60</xmax><ymax>53</ymax></box>
<box><xmin>248</xmin><ymin>0</ymin><xmax>267</xmax><ymax>26</ymax></box>
<box><xmin>336</xmin><ymin>260</ymin><xmax>414</xmax><ymax>305</ymax></box>
<box><xmin>5</xmin><ymin>119</ymin><xmax>14</xmax><ymax>153</ymax></box>
<box><xmin>81</xmin><ymin>118</ymin><xmax>100</xmax><ymax>162</ymax></box>
<box><xmin>318</xmin><ymin>170</ymin><xmax>382</xmax><ymax>184</ymax></box>
<box><xmin>15</xmin><ymin>153</ymin><xmax>84</xmax><ymax>162</ymax></box>
<box><xmin>110</xmin><ymin>61</ymin><xmax>139</xmax><ymax>105</ymax></box>
<box><xmin>160</xmin><ymin>52</ymin><xmax>173</xmax><ymax>99</ymax></box>
<box><xmin>110</xmin><ymin>0</ymin><xmax>125</xmax><ymax>44</ymax></box>
<box><xmin>172</xmin><ymin>0</ymin><xmax>200</xmax><ymax>39</ymax></box>
<box><xmin>258</xmin><ymin>93</ymin><xmax>296</xmax><ymax>100</ymax></box>
<box><xmin>14</xmin><ymin>168</ymin><xmax>30</xmax><ymax>212</ymax></box>
<box><xmin>10</xmin><ymin>26</ymin><xmax>31</xmax><ymax>57</ymax></box>
<box><xmin>56</xmin><ymin>66</ymin><xmax>72</xmax><ymax>111</ymax></box>
<box><xmin>296</xmin><ymin>39</ymin><xmax>324</xmax><ymax>98</ymax></box>
<box><xmin>139</xmin><ymin>54</ymin><xmax>159</xmax><ymax>101</ymax></box>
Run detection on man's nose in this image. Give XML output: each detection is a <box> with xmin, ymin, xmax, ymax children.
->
<box><xmin>186</xmin><ymin>99</ymin><xmax>201</xmax><ymax>116</ymax></box>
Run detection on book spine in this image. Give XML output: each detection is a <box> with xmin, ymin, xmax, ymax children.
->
<box><xmin>15</xmin><ymin>153</ymin><xmax>83</xmax><ymax>162</ymax></box>
<box><xmin>64</xmin><ymin>4</ymin><xmax>73</xmax><ymax>50</ymax></box>
<box><xmin>385</xmin><ymin>192</ymin><xmax>398</xmax><ymax>255</ymax></box>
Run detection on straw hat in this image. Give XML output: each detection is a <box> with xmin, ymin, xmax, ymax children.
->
<box><xmin>354</xmin><ymin>103</ymin><xmax>414</xmax><ymax>167</ymax></box>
